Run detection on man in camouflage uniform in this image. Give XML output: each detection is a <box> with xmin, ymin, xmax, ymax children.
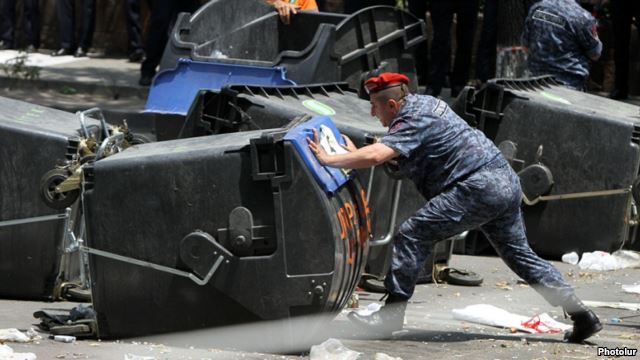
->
<box><xmin>308</xmin><ymin>72</ymin><xmax>602</xmax><ymax>343</ymax></box>
<box><xmin>522</xmin><ymin>0</ymin><xmax>602</xmax><ymax>90</ymax></box>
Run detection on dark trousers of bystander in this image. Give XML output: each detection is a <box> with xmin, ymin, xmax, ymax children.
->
<box><xmin>0</xmin><ymin>0</ymin><xmax>40</xmax><ymax>49</ymax></box>
<box><xmin>124</xmin><ymin>0</ymin><xmax>146</xmax><ymax>61</ymax></box>
<box><xmin>56</xmin><ymin>0</ymin><xmax>96</xmax><ymax>52</ymax></box>
<box><xmin>609</xmin><ymin>0</ymin><xmax>640</xmax><ymax>99</ymax></box>
<box><xmin>139</xmin><ymin>0</ymin><xmax>199</xmax><ymax>85</ymax></box>
<box><xmin>427</xmin><ymin>0</ymin><xmax>478</xmax><ymax>97</ymax></box>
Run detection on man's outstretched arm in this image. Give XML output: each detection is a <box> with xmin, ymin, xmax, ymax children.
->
<box><xmin>307</xmin><ymin>129</ymin><xmax>399</xmax><ymax>169</ymax></box>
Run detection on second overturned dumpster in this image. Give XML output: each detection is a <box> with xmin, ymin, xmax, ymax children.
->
<box><xmin>160</xmin><ymin>1</ymin><xmax>425</xmax><ymax>92</ymax></box>
<box><xmin>83</xmin><ymin>116</ymin><xmax>370</xmax><ymax>338</ymax></box>
<box><xmin>453</xmin><ymin>77</ymin><xmax>640</xmax><ymax>257</ymax></box>
<box><xmin>0</xmin><ymin>97</ymin><xmax>101</xmax><ymax>300</ymax></box>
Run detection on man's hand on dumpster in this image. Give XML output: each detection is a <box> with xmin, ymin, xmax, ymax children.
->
<box><xmin>270</xmin><ymin>0</ymin><xmax>300</xmax><ymax>25</ymax></box>
<box><xmin>308</xmin><ymin>128</ymin><xmax>330</xmax><ymax>165</ymax></box>
<box><xmin>341</xmin><ymin>134</ymin><xmax>357</xmax><ymax>152</ymax></box>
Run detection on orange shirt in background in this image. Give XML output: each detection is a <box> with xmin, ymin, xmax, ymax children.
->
<box><xmin>288</xmin><ymin>0</ymin><xmax>318</xmax><ymax>10</ymax></box>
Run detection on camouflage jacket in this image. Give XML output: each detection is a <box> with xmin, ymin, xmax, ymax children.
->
<box><xmin>522</xmin><ymin>0</ymin><xmax>602</xmax><ymax>89</ymax></box>
<box><xmin>380</xmin><ymin>94</ymin><xmax>503</xmax><ymax>200</ymax></box>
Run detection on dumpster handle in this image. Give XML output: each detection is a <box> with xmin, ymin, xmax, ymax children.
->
<box><xmin>365</xmin><ymin>166</ymin><xmax>375</xmax><ymax>202</ymax></box>
<box><xmin>0</xmin><ymin>209</ymin><xmax>70</xmax><ymax>228</ymax></box>
<box><xmin>80</xmin><ymin>246</ymin><xmax>226</xmax><ymax>286</ymax></box>
<box><xmin>77</xmin><ymin>108</ymin><xmax>109</xmax><ymax>140</ymax></box>
<box><xmin>95</xmin><ymin>133</ymin><xmax>125</xmax><ymax>160</ymax></box>
<box><xmin>369</xmin><ymin>179</ymin><xmax>402</xmax><ymax>247</ymax></box>
<box><xmin>522</xmin><ymin>187</ymin><xmax>631</xmax><ymax>206</ymax></box>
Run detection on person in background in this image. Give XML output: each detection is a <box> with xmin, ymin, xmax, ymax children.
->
<box><xmin>0</xmin><ymin>0</ymin><xmax>40</xmax><ymax>51</ymax></box>
<box><xmin>138</xmin><ymin>0</ymin><xmax>199</xmax><ymax>86</ymax></box>
<box><xmin>343</xmin><ymin>0</ymin><xmax>395</xmax><ymax>14</ymax></box>
<box><xmin>308</xmin><ymin>72</ymin><xmax>602</xmax><ymax>344</ymax></box>
<box><xmin>608</xmin><ymin>0</ymin><xmax>640</xmax><ymax>99</ymax></box>
<box><xmin>52</xmin><ymin>0</ymin><xmax>95</xmax><ymax>57</ymax></box>
<box><xmin>425</xmin><ymin>0</ymin><xmax>479</xmax><ymax>98</ymax></box>
<box><xmin>474</xmin><ymin>0</ymin><xmax>498</xmax><ymax>85</ymax></box>
<box><xmin>267</xmin><ymin>0</ymin><xmax>318</xmax><ymax>25</ymax></box>
<box><xmin>124</xmin><ymin>0</ymin><xmax>146</xmax><ymax>63</ymax></box>
<box><xmin>522</xmin><ymin>0</ymin><xmax>602</xmax><ymax>90</ymax></box>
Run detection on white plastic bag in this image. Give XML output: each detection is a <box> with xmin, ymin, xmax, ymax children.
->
<box><xmin>124</xmin><ymin>354</ymin><xmax>156</xmax><ymax>360</ymax></box>
<box><xmin>452</xmin><ymin>304</ymin><xmax>571</xmax><ymax>334</ymax></box>
<box><xmin>310</xmin><ymin>338</ymin><xmax>361</xmax><ymax>360</ymax></box>
<box><xmin>578</xmin><ymin>250</ymin><xmax>640</xmax><ymax>271</ymax></box>
<box><xmin>0</xmin><ymin>344</ymin><xmax>37</xmax><ymax>360</ymax></box>
<box><xmin>0</xmin><ymin>329</ymin><xmax>31</xmax><ymax>343</ymax></box>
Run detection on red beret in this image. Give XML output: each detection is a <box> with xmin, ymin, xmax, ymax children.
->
<box><xmin>364</xmin><ymin>72</ymin><xmax>410</xmax><ymax>94</ymax></box>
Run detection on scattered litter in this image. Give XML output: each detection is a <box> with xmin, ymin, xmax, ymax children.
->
<box><xmin>583</xmin><ymin>301</ymin><xmax>640</xmax><ymax>311</ymax></box>
<box><xmin>0</xmin><ymin>344</ymin><xmax>37</xmax><ymax>360</ymax></box>
<box><xmin>52</xmin><ymin>335</ymin><xmax>75</xmax><ymax>343</ymax></box>
<box><xmin>561</xmin><ymin>252</ymin><xmax>579</xmax><ymax>265</ymax></box>
<box><xmin>610</xmin><ymin>318</ymin><xmax>622</xmax><ymax>324</ymax></box>
<box><xmin>0</xmin><ymin>329</ymin><xmax>31</xmax><ymax>342</ymax></box>
<box><xmin>619</xmin><ymin>333</ymin><xmax>639</xmax><ymax>340</ymax></box>
<box><xmin>348</xmin><ymin>293</ymin><xmax>359</xmax><ymax>309</ymax></box>
<box><xmin>452</xmin><ymin>304</ymin><xmax>572</xmax><ymax>334</ymax></box>
<box><xmin>124</xmin><ymin>354</ymin><xmax>156</xmax><ymax>360</ymax></box>
<box><xmin>374</xmin><ymin>353</ymin><xmax>402</xmax><ymax>360</ymax></box>
<box><xmin>309</xmin><ymin>338</ymin><xmax>360</xmax><ymax>360</ymax></box>
<box><xmin>353</xmin><ymin>302</ymin><xmax>381</xmax><ymax>316</ymax></box>
<box><xmin>210</xmin><ymin>50</ymin><xmax>228</xmax><ymax>59</ymax></box>
<box><xmin>622</xmin><ymin>284</ymin><xmax>640</xmax><ymax>295</ymax></box>
<box><xmin>495</xmin><ymin>281</ymin><xmax>513</xmax><ymax>291</ymax></box>
<box><xmin>578</xmin><ymin>250</ymin><xmax>640</xmax><ymax>271</ymax></box>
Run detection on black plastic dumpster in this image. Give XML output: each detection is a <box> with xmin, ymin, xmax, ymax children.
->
<box><xmin>83</xmin><ymin>116</ymin><xmax>370</xmax><ymax>338</ymax></box>
<box><xmin>160</xmin><ymin>1</ymin><xmax>425</xmax><ymax>92</ymax></box>
<box><xmin>0</xmin><ymin>96</ymin><xmax>99</xmax><ymax>300</ymax></box>
<box><xmin>452</xmin><ymin>76</ymin><xmax>640</xmax><ymax>258</ymax></box>
<box><xmin>175</xmin><ymin>83</ymin><xmax>453</xmax><ymax>282</ymax></box>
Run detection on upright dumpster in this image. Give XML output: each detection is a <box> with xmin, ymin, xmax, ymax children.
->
<box><xmin>0</xmin><ymin>97</ymin><xmax>100</xmax><ymax>300</ymax></box>
<box><xmin>83</xmin><ymin>116</ymin><xmax>370</xmax><ymax>338</ymax></box>
<box><xmin>160</xmin><ymin>1</ymin><xmax>425</xmax><ymax>92</ymax></box>
<box><xmin>453</xmin><ymin>77</ymin><xmax>640</xmax><ymax>257</ymax></box>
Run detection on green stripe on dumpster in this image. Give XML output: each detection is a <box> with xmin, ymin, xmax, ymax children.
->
<box><xmin>303</xmin><ymin>100</ymin><xmax>336</xmax><ymax>116</ymax></box>
<box><xmin>541</xmin><ymin>91</ymin><xmax>571</xmax><ymax>105</ymax></box>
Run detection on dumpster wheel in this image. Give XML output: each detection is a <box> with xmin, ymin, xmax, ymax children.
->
<box><xmin>39</xmin><ymin>168</ymin><xmax>80</xmax><ymax>210</ymax></box>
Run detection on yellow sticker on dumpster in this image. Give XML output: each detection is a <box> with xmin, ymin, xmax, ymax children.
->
<box><xmin>303</xmin><ymin>100</ymin><xmax>336</xmax><ymax>116</ymax></box>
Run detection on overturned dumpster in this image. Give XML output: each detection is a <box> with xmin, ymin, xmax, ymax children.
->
<box><xmin>173</xmin><ymin>83</ymin><xmax>452</xmax><ymax>284</ymax></box>
<box><xmin>83</xmin><ymin>116</ymin><xmax>370</xmax><ymax>338</ymax></box>
<box><xmin>0</xmin><ymin>98</ymin><xmax>103</xmax><ymax>300</ymax></box>
<box><xmin>453</xmin><ymin>77</ymin><xmax>640</xmax><ymax>258</ymax></box>
<box><xmin>159</xmin><ymin>1</ymin><xmax>425</xmax><ymax>93</ymax></box>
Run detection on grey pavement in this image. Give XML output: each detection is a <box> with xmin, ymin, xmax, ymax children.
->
<box><xmin>1</xmin><ymin>255</ymin><xmax>638</xmax><ymax>359</ymax></box>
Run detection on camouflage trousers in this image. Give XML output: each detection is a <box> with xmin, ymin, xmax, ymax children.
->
<box><xmin>384</xmin><ymin>159</ymin><xmax>575</xmax><ymax>306</ymax></box>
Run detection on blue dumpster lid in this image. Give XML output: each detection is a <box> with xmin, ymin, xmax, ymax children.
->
<box><xmin>284</xmin><ymin>116</ymin><xmax>353</xmax><ymax>194</ymax></box>
<box><xmin>144</xmin><ymin>59</ymin><xmax>296</xmax><ymax>115</ymax></box>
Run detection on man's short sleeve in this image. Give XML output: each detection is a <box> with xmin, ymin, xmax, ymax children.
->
<box><xmin>380</xmin><ymin>115</ymin><xmax>422</xmax><ymax>157</ymax></box>
<box><xmin>576</xmin><ymin>16</ymin><xmax>602</xmax><ymax>59</ymax></box>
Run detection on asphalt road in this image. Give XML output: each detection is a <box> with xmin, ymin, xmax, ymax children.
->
<box><xmin>1</xmin><ymin>254</ymin><xmax>638</xmax><ymax>359</ymax></box>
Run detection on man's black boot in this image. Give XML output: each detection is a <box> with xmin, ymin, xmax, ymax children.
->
<box><xmin>347</xmin><ymin>295</ymin><xmax>407</xmax><ymax>337</ymax></box>
<box><xmin>563</xmin><ymin>295</ymin><xmax>602</xmax><ymax>343</ymax></box>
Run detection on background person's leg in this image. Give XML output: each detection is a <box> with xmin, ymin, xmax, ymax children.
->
<box><xmin>426</xmin><ymin>1</ymin><xmax>454</xmax><ymax>96</ymax></box>
<box><xmin>24</xmin><ymin>0</ymin><xmax>40</xmax><ymax>49</ymax></box>
<box><xmin>1</xmin><ymin>0</ymin><xmax>16</xmax><ymax>48</ymax></box>
<box><xmin>450</xmin><ymin>0</ymin><xmax>478</xmax><ymax>97</ymax></box>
